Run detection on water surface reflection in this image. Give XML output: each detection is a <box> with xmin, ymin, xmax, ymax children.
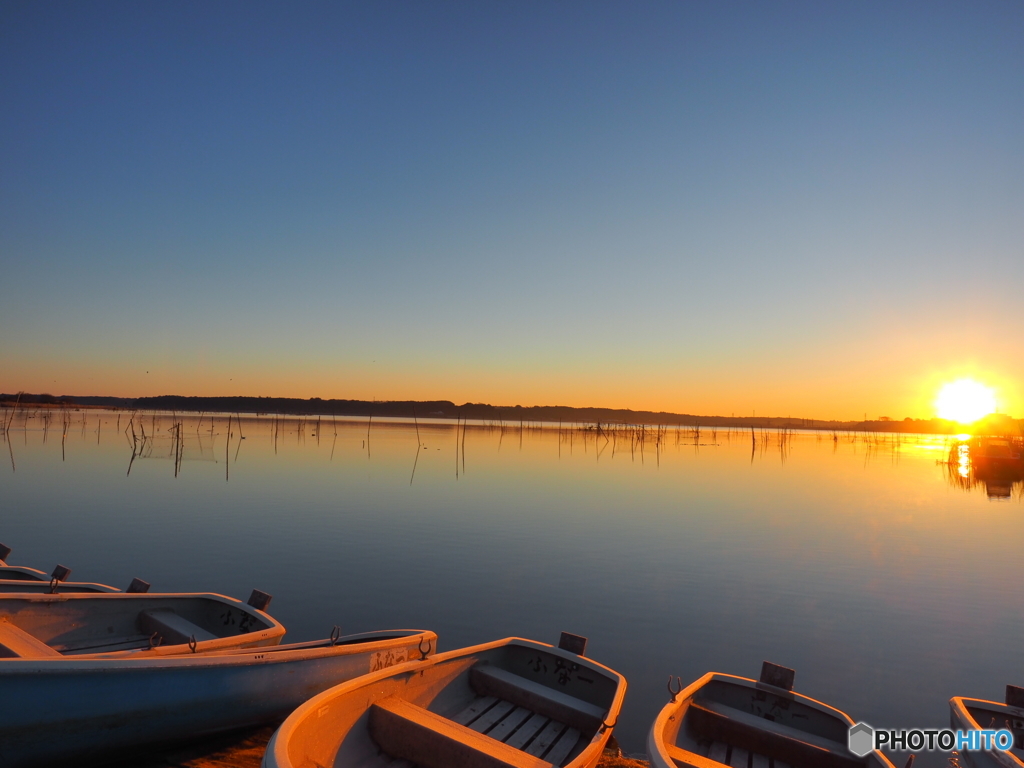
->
<box><xmin>2</xmin><ymin>410</ymin><xmax>1022</xmax><ymax>762</ymax></box>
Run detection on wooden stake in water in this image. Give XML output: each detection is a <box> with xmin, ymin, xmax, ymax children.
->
<box><xmin>225</xmin><ymin>414</ymin><xmax>231</xmax><ymax>482</ymax></box>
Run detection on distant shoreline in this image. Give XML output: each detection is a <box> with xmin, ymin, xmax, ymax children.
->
<box><xmin>2</xmin><ymin>392</ymin><xmax>1019</xmax><ymax>436</ymax></box>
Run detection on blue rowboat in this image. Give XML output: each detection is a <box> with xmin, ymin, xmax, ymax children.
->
<box><xmin>0</xmin><ymin>627</ymin><xmax>437</xmax><ymax>767</ymax></box>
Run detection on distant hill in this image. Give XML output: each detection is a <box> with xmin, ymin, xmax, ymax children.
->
<box><xmin>0</xmin><ymin>393</ymin><xmax>134</xmax><ymax>408</ymax></box>
<box><xmin>3</xmin><ymin>392</ymin><xmax>1019</xmax><ymax>435</ymax></box>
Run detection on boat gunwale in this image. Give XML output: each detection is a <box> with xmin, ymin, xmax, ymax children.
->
<box><xmin>951</xmin><ymin>695</ymin><xmax>1024</xmax><ymax>723</ymax></box>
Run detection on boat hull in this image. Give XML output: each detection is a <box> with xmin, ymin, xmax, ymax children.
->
<box><xmin>0</xmin><ymin>629</ymin><xmax>436</xmax><ymax>768</ymax></box>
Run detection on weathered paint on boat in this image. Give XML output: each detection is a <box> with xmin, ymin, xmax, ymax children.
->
<box><xmin>648</xmin><ymin>667</ymin><xmax>896</xmax><ymax>768</ymax></box>
<box><xmin>0</xmin><ymin>628</ymin><xmax>437</xmax><ymax>768</ymax></box>
<box><xmin>263</xmin><ymin>636</ymin><xmax>627</xmax><ymax>768</ymax></box>
<box><xmin>0</xmin><ymin>592</ymin><xmax>284</xmax><ymax>659</ymax></box>
<box><xmin>950</xmin><ymin>691</ymin><xmax>1024</xmax><ymax>768</ymax></box>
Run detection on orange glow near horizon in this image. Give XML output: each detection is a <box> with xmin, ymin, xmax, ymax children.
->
<box><xmin>6</xmin><ymin>360</ymin><xmax>1020</xmax><ymax>423</ymax></box>
<box><xmin>935</xmin><ymin>379</ymin><xmax>997</xmax><ymax>424</ymax></box>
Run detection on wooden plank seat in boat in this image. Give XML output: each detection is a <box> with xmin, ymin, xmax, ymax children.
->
<box><xmin>685</xmin><ymin>699</ymin><xmax>862</xmax><ymax>768</ymax></box>
<box><xmin>370</xmin><ymin>696</ymin><xmax>552</xmax><ymax>768</ymax></box>
<box><xmin>0</xmin><ymin>619</ymin><xmax>61</xmax><ymax>658</ymax></box>
<box><xmin>137</xmin><ymin>609</ymin><xmax>217</xmax><ymax>646</ymax></box>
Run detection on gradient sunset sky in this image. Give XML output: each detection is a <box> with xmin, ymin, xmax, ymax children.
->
<box><xmin>2</xmin><ymin>2</ymin><xmax>1022</xmax><ymax>420</ymax></box>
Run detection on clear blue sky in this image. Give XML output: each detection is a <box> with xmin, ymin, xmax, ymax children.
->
<box><xmin>2</xmin><ymin>1</ymin><xmax>1022</xmax><ymax>419</ymax></box>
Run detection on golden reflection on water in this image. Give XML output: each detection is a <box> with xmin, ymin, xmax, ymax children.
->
<box><xmin>957</xmin><ymin>445</ymin><xmax>971</xmax><ymax>479</ymax></box>
<box><xmin>944</xmin><ymin>437</ymin><xmax>1024</xmax><ymax>500</ymax></box>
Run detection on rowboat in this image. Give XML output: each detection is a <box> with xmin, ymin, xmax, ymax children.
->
<box><xmin>949</xmin><ymin>685</ymin><xmax>1024</xmax><ymax>768</ymax></box>
<box><xmin>648</xmin><ymin>662</ymin><xmax>896</xmax><ymax>768</ymax></box>
<box><xmin>0</xmin><ymin>591</ymin><xmax>284</xmax><ymax>659</ymax></box>
<box><xmin>0</xmin><ymin>543</ymin><xmax>122</xmax><ymax>588</ymax></box>
<box><xmin>263</xmin><ymin>633</ymin><xmax>627</xmax><ymax>768</ymax></box>
<box><xmin>0</xmin><ymin>543</ymin><xmax>46</xmax><ymax>580</ymax></box>
<box><xmin>0</xmin><ymin>564</ymin><xmax>122</xmax><ymax>592</ymax></box>
<box><xmin>0</xmin><ymin>628</ymin><xmax>437</xmax><ymax>768</ymax></box>
<box><xmin>0</xmin><ymin>569</ymin><xmax>145</xmax><ymax>594</ymax></box>
<box><xmin>0</xmin><ymin>548</ymin><xmax>148</xmax><ymax>592</ymax></box>
<box><xmin>0</xmin><ymin>578</ymin><xmax>119</xmax><ymax>593</ymax></box>
<box><xmin>0</xmin><ymin>565</ymin><xmax>48</xmax><ymax>581</ymax></box>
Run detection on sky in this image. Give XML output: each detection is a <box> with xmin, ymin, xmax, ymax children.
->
<box><xmin>2</xmin><ymin>1</ymin><xmax>1022</xmax><ymax>420</ymax></box>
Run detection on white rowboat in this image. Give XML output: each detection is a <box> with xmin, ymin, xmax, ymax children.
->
<box><xmin>949</xmin><ymin>685</ymin><xmax>1024</xmax><ymax>768</ymax></box>
<box><xmin>0</xmin><ymin>545</ymin><xmax>143</xmax><ymax>591</ymax></box>
<box><xmin>0</xmin><ymin>565</ymin><xmax>49</xmax><ymax>581</ymax></box>
<box><xmin>648</xmin><ymin>663</ymin><xmax>896</xmax><ymax>768</ymax></box>
<box><xmin>263</xmin><ymin>633</ymin><xmax>627</xmax><ymax>768</ymax></box>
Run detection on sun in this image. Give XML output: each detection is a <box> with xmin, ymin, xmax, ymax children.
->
<box><xmin>935</xmin><ymin>379</ymin><xmax>996</xmax><ymax>423</ymax></box>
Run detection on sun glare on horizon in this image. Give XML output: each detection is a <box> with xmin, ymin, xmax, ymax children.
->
<box><xmin>935</xmin><ymin>379</ymin><xmax>996</xmax><ymax>423</ymax></box>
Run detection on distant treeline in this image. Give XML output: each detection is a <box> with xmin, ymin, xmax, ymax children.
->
<box><xmin>3</xmin><ymin>392</ymin><xmax>1019</xmax><ymax>435</ymax></box>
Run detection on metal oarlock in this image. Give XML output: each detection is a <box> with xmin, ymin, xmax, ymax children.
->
<box><xmin>668</xmin><ymin>675</ymin><xmax>683</xmax><ymax>702</ymax></box>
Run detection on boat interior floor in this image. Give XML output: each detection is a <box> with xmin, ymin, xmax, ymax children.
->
<box><xmin>672</xmin><ymin>698</ymin><xmax>863</xmax><ymax>768</ymax></box>
<box><xmin>370</xmin><ymin>665</ymin><xmax>606</xmax><ymax>768</ymax></box>
<box><xmin>698</xmin><ymin>740</ymin><xmax>794</xmax><ymax>768</ymax></box>
<box><xmin>372</xmin><ymin>694</ymin><xmax>582</xmax><ymax>768</ymax></box>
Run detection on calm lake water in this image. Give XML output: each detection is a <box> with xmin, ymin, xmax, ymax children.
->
<box><xmin>2</xmin><ymin>409</ymin><xmax>1022</xmax><ymax>763</ymax></box>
